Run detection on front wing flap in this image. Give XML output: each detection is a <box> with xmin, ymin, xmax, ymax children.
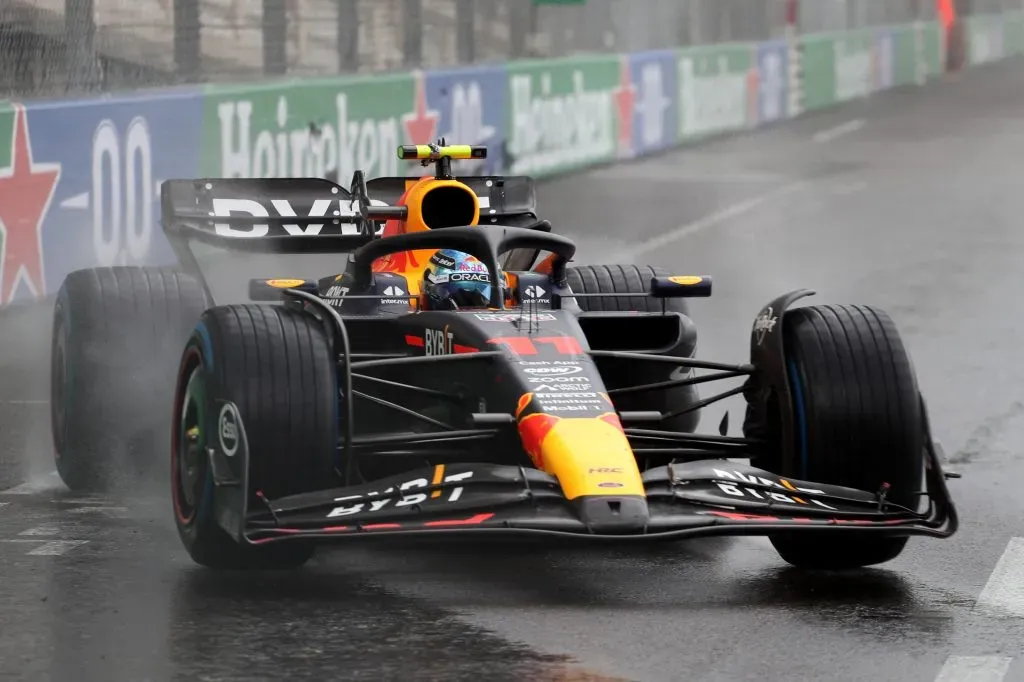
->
<box><xmin>238</xmin><ymin>459</ymin><xmax>956</xmax><ymax>546</ymax></box>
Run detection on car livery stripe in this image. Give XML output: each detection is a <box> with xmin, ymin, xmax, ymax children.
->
<box><xmin>248</xmin><ymin>512</ymin><xmax>497</xmax><ymax>544</ymax></box>
<box><xmin>430</xmin><ymin>464</ymin><xmax>445</xmax><ymax>499</ymax></box>
<box><xmin>424</xmin><ymin>513</ymin><xmax>495</xmax><ymax>527</ymax></box>
<box><xmin>515</xmin><ymin>393</ymin><xmax>534</xmax><ymax>418</ymax></box>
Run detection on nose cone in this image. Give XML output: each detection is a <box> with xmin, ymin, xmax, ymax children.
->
<box><xmin>529</xmin><ymin>416</ymin><xmax>646</xmax><ymax>500</ymax></box>
<box><xmin>515</xmin><ymin>404</ymin><xmax>650</xmax><ymax>532</ymax></box>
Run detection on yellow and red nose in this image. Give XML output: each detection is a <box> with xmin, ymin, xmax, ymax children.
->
<box><xmin>517</xmin><ymin>412</ymin><xmax>645</xmax><ymax>501</ymax></box>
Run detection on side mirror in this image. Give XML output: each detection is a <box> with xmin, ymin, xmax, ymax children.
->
<box><xmin>649</xmin><ymin>275</ymin><xmax>713</xmax><ymax>299</ymax></box>
<box><xmin>248</xmin><ymin>278</ymin><xmax>319</xmax><ymax>301</ymax></box>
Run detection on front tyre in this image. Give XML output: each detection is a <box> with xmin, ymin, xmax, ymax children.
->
<box><xmin>172</xmin><ymin>305</ymin><xmax>339</xmax><ymax>569</ymax></box>
<box><xmin>755</xmin><ymin>304</ymin><xmax>924</xmax><ymax>570</ymax></box>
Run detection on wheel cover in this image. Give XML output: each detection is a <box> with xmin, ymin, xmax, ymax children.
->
<box><xmin>173</xmin><ymin>364</ymin><xmax>206</xmax><ymax>525</ymax></box>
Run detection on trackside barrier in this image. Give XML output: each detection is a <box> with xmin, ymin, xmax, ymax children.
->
<box><xmin>1</xmin><ymin>12</ymin><xmax>1022</xmax><ymax>308</ymax></box>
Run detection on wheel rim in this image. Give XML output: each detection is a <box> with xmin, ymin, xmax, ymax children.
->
<box><xmin>173</xmin><ymin>359</ymin><xmax>206</xmax><ymax>525</ymax></box>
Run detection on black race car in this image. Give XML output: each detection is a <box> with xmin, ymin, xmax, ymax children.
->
<box><xmin>50</xmin><ymin>143</ymin><xmax>958</xmax><ymax>571</ymax></box>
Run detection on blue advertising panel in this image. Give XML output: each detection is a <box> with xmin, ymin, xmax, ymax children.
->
<box><xmin>756</xmin><ymin>40</ymin><xmax>790</xmax><ymax>124</ymax></box>
<box><xmin>424</xmin><ymin>65</ymin><xmax>508</xmax><ymax>175</ymax></box>
<box><xmin>9</xmin><ymin>89</ymin><xmax>204</xmax><ymax>301</ymax></box>
<box><xmin>627</xmin><ymin>50</ymin><xmax>679</xmax><ymax>156</ymax></box>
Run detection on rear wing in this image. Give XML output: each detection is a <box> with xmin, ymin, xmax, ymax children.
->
<box><xmin>159</xmin><ymin>171</ymin><xmax>539</xmax><ymax>254</ymax></box>
<box><xmin>159</xmin><ymin>171</ymin><xmax>404</xmax><ymax>255</ymax></box>
<box><xmin>157</xmin><ymin>142</ymin><xmax>543</xmax><ymax>302</ymax></box>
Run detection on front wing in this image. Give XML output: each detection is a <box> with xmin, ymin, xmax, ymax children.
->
<box><xmin>222</xmin><ymin>457</ymin><xmax>957</xmax><ymax>547</ymax></box>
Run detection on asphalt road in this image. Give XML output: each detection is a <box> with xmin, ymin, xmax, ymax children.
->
<box><xmin>4</xmin><ymin>59</ymin><xmax>1024</xmax><ymax>681</ymax></box>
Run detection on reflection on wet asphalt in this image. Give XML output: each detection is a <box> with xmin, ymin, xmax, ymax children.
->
<box><xmin>4</xmin><ymin>59</ymin><xmax>1024</xmax><ymax>681</ymax></box>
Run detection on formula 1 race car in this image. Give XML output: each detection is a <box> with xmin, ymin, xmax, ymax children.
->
<box><xmin>51</xmin><ymin>142</ymin><xmax>958</xmax><ymax>572</ymax></box>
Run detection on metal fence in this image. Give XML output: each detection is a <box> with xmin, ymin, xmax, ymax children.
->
<box><xmin>0</xmin><ymin>0</ymin><xmax>1017</xmax><ymax>99</ymax></box>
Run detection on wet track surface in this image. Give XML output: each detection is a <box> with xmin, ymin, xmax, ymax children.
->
<box><xmin>4</xmin><ymin>60</ymin><xmax>1024</xmax><ymax>680</ymax></box>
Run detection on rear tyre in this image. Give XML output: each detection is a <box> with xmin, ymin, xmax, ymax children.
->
<box><xmin>755</xmin><ymin>304</ymin><xmax>924</xmax><ymax>570</ymax></box>
<box><xmin>566</xmin><ymin>264</ymin><xmax>700</xmax><ymax>432</ymax></box>
<box><xmin>51</xmin><ymin>267</ymin><xmax>208</xmax><ymax>492</ymax></box>
<box><xmin>172</xmin><ymin>304</ymin><xmax>339</xmax><ymax>569</ymax></box>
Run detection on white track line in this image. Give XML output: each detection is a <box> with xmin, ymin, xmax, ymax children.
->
<box><xmin>1</xmin><ymin>471</ymin><xmax>62</xmax><ymax>495</ymax></box>
<box><xmin>622</xmin><ymin>180</ymin><xmax>809</xmax><ymax>259</ymax></box>
<box><xmin>0</xmin><ymin>400</ymin><xmax>48</xmax><ymax>405</ymax></box>
<box><xmin>934</xmin><ymin>656</ymin><xmax>1012</xmax><ymax>682</ymax></box>
<box><xmin>829</xmin><ymin>180</ymin><xmax>869</xmax><ymax>196</ymax></box>
<box><xmin>18</xmin><ymin>525</ymin><xmax>60</xmax><ymax>536</ymax></box>
<box><xmin>66</xmin><ymin>506</ymin><xmax>129</xmax><ymax>516</ymax></box>
<box><xmin>975</xmin><ymin>537</ymin><xmax>1024</xmax><ymax>618</ymax></box>
<box><xmin>933</xmin><ymin>539</ymin><xmax>1024</xmax><ymax>681</ymax></box>
<box><xmin>2</xmin><ymin>483</ymin><xmax>41</xmax><ymax>495</ymax></box>
<box><xmin>812</xmin><ymin>118</ymin><xmax>865</xmax><ymax>143</ymax></box>
<box><xmin>0</xmin><ymin>538</ymin><xmax>90</xmax><ymax>556</ymax></box>
<box><xmin>619</xmin><ymin>116</ymin><xmax>865</xmax><ymax>257</ymax></box>
<box><xmin>26</xmin><ymin>540</ymin><xmax>88</xmax><ymax>556</ymax></box>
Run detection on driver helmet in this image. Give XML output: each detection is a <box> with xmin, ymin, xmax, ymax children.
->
<box><xmin>422</xmin><ymin>249</ymin><xmax>503</xmax><ymax>310</ymax></box>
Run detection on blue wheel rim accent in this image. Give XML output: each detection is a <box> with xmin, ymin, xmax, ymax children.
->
<box><xmin>787</xmin><ymin>358</ymin><xmax>809</xmax><ymax>479</ymax></box>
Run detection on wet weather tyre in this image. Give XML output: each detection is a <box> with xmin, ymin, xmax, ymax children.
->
<box><xmin>566</xmin><ymin>264</ymin><xmax>700</xmax><ymax>432</ymax></box>
<box><xmin>172</xmin><ymin>304</ymin><xmax>339</xmax><ymax>570</ymax></box>
<box><xmin>51</xmin><ymin>267</ymin><xmax>209</xmax><ymax>492</ymax></box>
<box><xmin>766</xmin><ymin>304</ymin><xmax>924</xmax><ymax>570</ymax></box>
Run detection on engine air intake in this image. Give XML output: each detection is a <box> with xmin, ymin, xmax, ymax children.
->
<box><xmin>420</xmin><ymin>184</ymin><xmax>479</xmax><ymax>230</ymax></box>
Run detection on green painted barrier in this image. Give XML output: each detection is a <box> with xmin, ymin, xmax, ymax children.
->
<box><xmin>505</xmin><ymin>55</ymin><xmax>623</xmax><ymax>177</ymax></box>
<box><xmin>201</xmin><ymin>73</ymin><xmax>418</xmax><ymax>181</ymax></box>
<box><xmin>676</xmin><ymin>43</ymin><xmax>757</xmax><ymax>142</ymax></box>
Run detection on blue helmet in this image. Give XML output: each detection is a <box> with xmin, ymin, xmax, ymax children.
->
<box><xmin>423</xmin><ymin>249</ymin><xmax>500</xmax><ymax>310</ymax></box>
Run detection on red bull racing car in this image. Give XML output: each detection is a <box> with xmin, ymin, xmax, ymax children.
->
<box><xmin>51</xmin><ymin>142</ymin><xmax>958</xmax><ymax>572</ymax></box>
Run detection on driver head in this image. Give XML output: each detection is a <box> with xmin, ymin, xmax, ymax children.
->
<box><xmin>422</xmin><ymin>249</ymin><xmax>504</xmax><ymax>310</ymax></box>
